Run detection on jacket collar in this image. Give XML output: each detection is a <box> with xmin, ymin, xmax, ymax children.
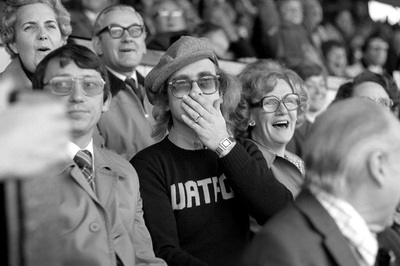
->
<box><xmin>107</xmin><ymin>69</ymin><xmax>144</xmax><ymax>97</ymax></box>
<box><xmin>92</xmin><ymin>146</ymin><xmax>126</xmax><ymax>206</ymax></box>
<box><xmin>107</xmin><ymin>70</ymin><xmax>125</xmax><ymax>96</ymax></box>
<box><xmin>92</xmin><ymin>145</ymin><xmax>127</xmax><ymax>179</ymax></box>
<box><xmin>295</xmin><ymin>190</ymin><xmax>361</xmax><ymax>266</ymax></box>
<box><xmin>62</xmin><ymin>145</ymin><xmax>127</xmax><ymax>205</ymax></box>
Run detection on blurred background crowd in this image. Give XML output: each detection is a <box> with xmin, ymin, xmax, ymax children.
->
<box><xmin>2</xmin><ymin>0</ymin><xmax>400</xmax><ymax>265</ymax></box>
<box><xmin>1</xmin><ymin>0</ymin><xmax>399</xmax><ymax>80</ymax></box>
<box><xmin>34</xmin><ymin>0</ymin><xmax>400</xmax><ymax>133</ymax></box>
<box><xmin>53</xmin><ymin>0</ymin><xmax>400</xmax><ymax>79</ymax></box>
<box><xmin>1</xmin><ymin>0</ymin><xmax>397</xmax><ymax>113</ymax></box>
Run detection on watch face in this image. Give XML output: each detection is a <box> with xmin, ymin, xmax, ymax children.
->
<box><xmin>221</xmin><ymin>138</ymin><xmax>233</xmax><ymax>149</ymax></box>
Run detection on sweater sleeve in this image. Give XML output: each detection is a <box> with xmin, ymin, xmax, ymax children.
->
<box><xmin>132</xmin><ymin>185</ymin><xmax>168</xmax><ymax>266</ymax></box>
<box><xmin>131</xmin><ymin>155</ymin><xmax>209</xmax><ymax>266</ymax></box>
<box><xmin>219</xmin><ymin>138</ymin><xmax>293</xmax><ymax>225</ymax></box>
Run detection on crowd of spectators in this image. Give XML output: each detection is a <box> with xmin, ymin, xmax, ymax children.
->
<box><xmin>2</xmin><ymin>0</ymin><xmax>400</xmax><ymax>265</ymax></box>
<box><xmin>50</xmin><ymin>0</ymin><xmax>400</xmax><ymax>123</ymax></box>
<box><xmin>1</xmin><ymin>0</ymin><xmax>399</xmax><ymax>83</ymax></box>
<box><xmin>55</xmin><ymin>0</ymin><xmax>400</xmax><ymax>78</ymax></box>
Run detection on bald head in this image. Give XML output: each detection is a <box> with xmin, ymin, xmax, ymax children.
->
<box><xmin>303</xmin><ymin>98</ymin><xmax>400</xmax><ymax>194</ymax></box>
<box><xmin>93</xmin><ymin>4</ymin><xmax>143</xmax><ymax>36</ymax></box>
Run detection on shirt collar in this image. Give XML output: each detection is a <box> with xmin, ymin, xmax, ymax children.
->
<box><xmin>169</xmin><ymin>126</ymin><xmax>205</xmax><ymax>150</ymax></box>
<box><xmin>311</xmin><ymin>186</ymin><xmax>378</xmax><ymax>266</ymax></box>
<box><xmin>106</xmin><ymin>66</ymin><xmax>137</xmax><ymax>85</ymax></box>
<box><xmin>251</xmin><ymin>139</ymin><xmax>305</xmax><ymax>176</ymax></box>
<box><xmin>67</xmin><ymin>139</ymin><xmax>94</xmax><ymax>159</ymax></box>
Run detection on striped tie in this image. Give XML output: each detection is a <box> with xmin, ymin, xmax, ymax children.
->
<box><xmin>74</xmin><ymin>150</ymin><xmax>95</xmax><ymax>191</ymax></box>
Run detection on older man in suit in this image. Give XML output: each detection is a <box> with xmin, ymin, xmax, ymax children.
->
<box><xmin>32</xmin><ymin>44</ymin><xmax>166</xmax><ymax>266</ymax></box>
<box><xmin>92</xmin><ymin>4</ymin><xmax>156</xmax><ymax>161</ymax></box>
<box><xmin>241</xmin><ymin>98</ymin><xmax>400</xmax><ymax>266</ymax></box>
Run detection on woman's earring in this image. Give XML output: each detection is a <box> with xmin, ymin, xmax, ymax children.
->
<box><xmin>249</xmin><ymin>120</ymin><xmax>256</xmax><ymax>126</ymax></box>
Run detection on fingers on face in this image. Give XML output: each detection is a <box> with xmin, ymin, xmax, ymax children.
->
<box><xmin>183</xmin><ymin>93</ymin><xmax>214</xmax><ymax>116</ymax></box>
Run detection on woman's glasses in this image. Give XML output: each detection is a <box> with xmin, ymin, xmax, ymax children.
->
<box><xmin>250</xmin><ymin>93</ymin><xmax>300</xmax><ymax>113</ymax></box>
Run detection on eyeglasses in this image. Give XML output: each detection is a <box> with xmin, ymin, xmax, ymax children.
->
<box><xmin>96</xmin><ymin>24</ymin><xmax>144</xmax><ymax>39</ymax></box>
<box><xmin>368</xmin><ymin>43</ymin><xmax>388</xmax><ymax>51</ymax></box>
<box><xmin>156</xmin><ymin>9</ymin><xmax>184</xmax><ymax>18</ymax></box>
<box><xmin>250</xmin><ymin>93</ymin><xmax>300</xmax><ymax>113</ymax></box>
<box><xmin>44</xmin><ymin>76</ymin><xmax>105</xmax><ymax>96</ymax></box>
<box><xmin>360</xmin><ymin>96</ymin><xmax>394</xmax><ymax>109</ymax></box>
<box><xmin>168</xmin><ymin>75</ymin><xmax>220</xmax><ymax>98</ymax></box>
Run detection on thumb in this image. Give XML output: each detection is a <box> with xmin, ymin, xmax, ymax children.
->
<box><xmin>213</xmin><ymin>98</ymin><xmax>222</xmax><ymax>112</ymax></box>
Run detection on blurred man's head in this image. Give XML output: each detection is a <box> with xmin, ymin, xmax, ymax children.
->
<box><xmin>322</xmin><ymin>40</ymin><xmax>348</xmax><ymax>77</ymax></box>
<box><xmin>278</xmin><ymin>0</ymin><xmax>303</xmax><ymax>25</ymax></box>
<box><xmin>304</xmin><ymin>98</ymin><xmax>400</xmax><ymax>232</ymax></box>
<box><xmin>334</xmin><ymin>71</ymin><xmax>397</xmax><ymax>112</ymax></box>
<box><xmin>292</xmin><ymin>63</ymin><xmax>327</xmax><ymax>113</ymax></box>
<box><xmin>151</xmin><ymin>0</ymin><xmax>187</xmax><ymax>34</ymax></box>
<box><xmin>302</xmin><ymin>0</ymin><xmax>323</xmax><ymax>30</ymax></box>
<box><xmin>81</xmin><ymin>0</ymin><xmax>114</xmax><ymax>13</ymax></box>
<box><xmin>363</xmin><ymin>35</ymin><xmax>388</xmax><ymax>67</ymax></box>
<box><xmin>195</xmin><ymin>22</ymin><xmax>232</xmax><ymax>60</ymax></box>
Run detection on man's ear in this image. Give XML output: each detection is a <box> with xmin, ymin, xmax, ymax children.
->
<box><xmin>368</xmin><ymin>151</ymin><xmax>386</xmax><ymax>187</ymax></box>
<box><xmin>92</xmin><ymin>36</ymin><xmax>103</xmax><ymax>55</ymax></box>
<box><xmin>143</xmin><ymin>42</ymin><xmax>147</xmax><ymax>55</ymax></box>
<box><xmin>102</xmin><ymin>92</ymin><xmax>112</xmax><ymax>112</ymax></box>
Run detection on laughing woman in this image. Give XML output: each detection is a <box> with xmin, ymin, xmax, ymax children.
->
<box><xmin>237</xmin><ymin>59</ymin><xmax>308</xmax><ymax>197</ymax></box>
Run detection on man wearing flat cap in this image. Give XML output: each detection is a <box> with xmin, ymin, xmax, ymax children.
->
<box><xmin>130</xmin><ymin>36</ymin><xmax>292</xmax><ymax>266</ymax></box>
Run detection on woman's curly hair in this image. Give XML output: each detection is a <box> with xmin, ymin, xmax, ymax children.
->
<box><xmin>1</xmin><ymin>0</ymin><xmax>72</xmax><ymax>58</ymax></box>
<box><xmin>236</xmin><ymin>59</ymin><xmax>308</xmax><ymax>138</ymax></box>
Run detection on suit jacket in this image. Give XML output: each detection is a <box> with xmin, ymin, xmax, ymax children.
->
<box><xmin>377</xmin><ymin>227</ymin><xmax>400</xmax><ymax>266</ymax></box>
<box><xmin>97</xmin><ymin>71</ymin><xmax>156</xmax><ymax>161</ymax></box>
<box><xmin>241</xmin><ymin>189</ymin><xmax>360</xmax><ymax>266</ymax></box>
<box><xmin>58</xmin><ymin>145</ymin><xmax>166</xmax><ymax>266</ymax></box>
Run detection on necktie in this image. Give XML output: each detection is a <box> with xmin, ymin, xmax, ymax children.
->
<box><xmin>125</xmin><ymin>77</ymin><xmax>143</xmax><ymax>103</ymax></box>
<box><xmin>74</xmin><ymin>150</ymin><xmax>95</xmax><ymax>192</ymax></box>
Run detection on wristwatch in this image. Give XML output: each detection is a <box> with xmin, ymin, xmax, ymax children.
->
<box><xmin>215</xmin><ymin>137</ymin><xmax>236</xmax><ymax>157</ymax></box>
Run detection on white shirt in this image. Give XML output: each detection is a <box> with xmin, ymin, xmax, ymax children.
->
<box><xmin>311</xmin><ymin>186</ymin><xmax>378</xmax><ymax>266</ymax></box>
<box><xmin>67</xmin><ymin>139</ymin><xmax>94</xmax><ymax>169</ymax></box>
<box><xmin>106</xmin><ymin>67</ymin><xmax>138</xmax><ymax>87</ymax></box>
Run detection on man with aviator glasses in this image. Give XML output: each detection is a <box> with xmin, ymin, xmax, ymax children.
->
<box><xmin>33</xmin><ymin>43</ymin><xmax>166</xmax><ymax>266</ymax></box>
